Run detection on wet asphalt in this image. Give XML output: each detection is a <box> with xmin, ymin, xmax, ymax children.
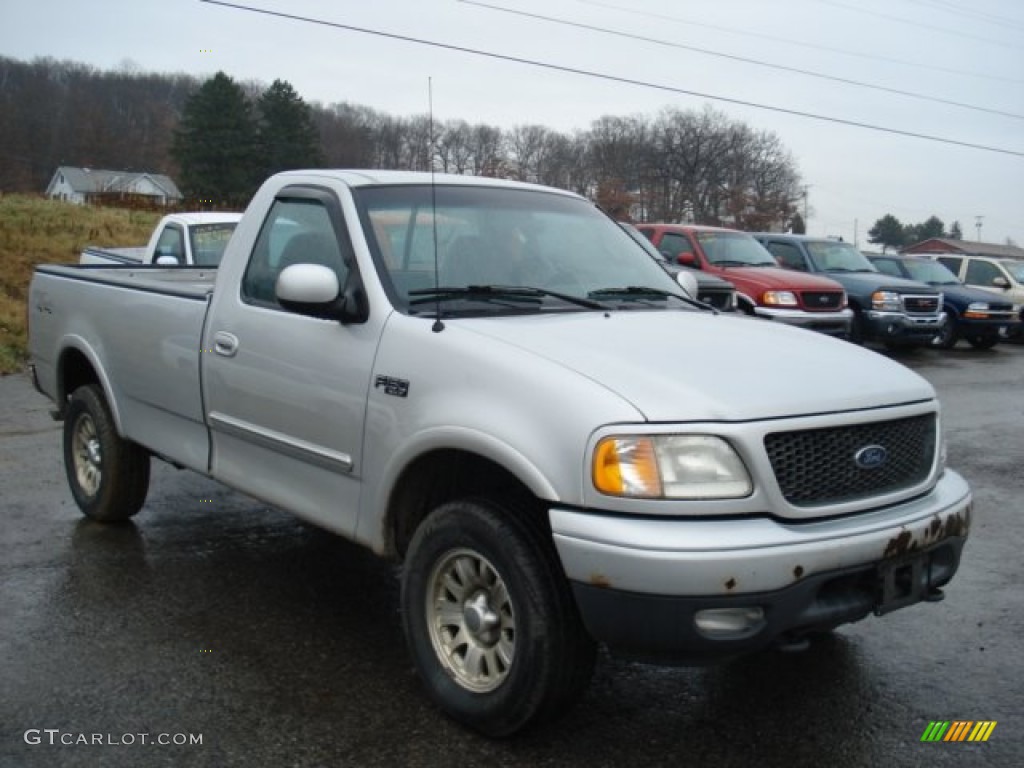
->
<box><xmin>1</xmin><ymin>342</ymin><xmax>1022</xmax><ymax>767</ymax></box>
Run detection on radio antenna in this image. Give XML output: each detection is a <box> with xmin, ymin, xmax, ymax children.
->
<box><xmin>428</xmin><ymin>77</ymin><xmax>444</xmax><ymax>332</ymax></box>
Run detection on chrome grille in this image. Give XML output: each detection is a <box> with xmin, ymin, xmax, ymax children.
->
<box><xmin>800</xmin><ymin>291</ymin><xmax>844</xmax><ymax>311</ymax></box>
<box><xmin>902</xmin><ymin>294</ymin><xmax>940</xmax><ymax>314</ymax></box>
<box><xmin>764</xmin><ymin>414</ymin><xmax>936</xmax><ymax>507</ymax></box>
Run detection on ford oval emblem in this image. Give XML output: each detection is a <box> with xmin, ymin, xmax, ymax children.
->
<box><xmin>854</xmin><ymin>445</ymin><xmax>889</xmax><ymax>469</ymax></box>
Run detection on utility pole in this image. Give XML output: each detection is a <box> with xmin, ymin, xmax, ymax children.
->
<box><xmin>975</xmin><ymin>215</ymin><xmax>984</xmax><ymax>242</ymax></box>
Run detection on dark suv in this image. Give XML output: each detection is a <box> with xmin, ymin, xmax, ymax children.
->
<box><xmin>753</xmin><ymin>233</ymin><xmax>945</xmax><ymax>347</ymax></box>
<box><xmin>869</xmin><ymin>254</ymin><xmax>1020</xmax><ymax>348</ymax></box>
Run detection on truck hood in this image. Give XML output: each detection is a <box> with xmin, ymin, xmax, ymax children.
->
<box><xmin>715</xmin><ymin>265</ymin><xmax>842</xmax><ymax>293</ymax></box>
<box><xmin>926</xmin><ymin>282</ymin><xmax>1016</xmax><ymax>308</ymax></box>
<box><xmin>824</xmin><ymin>271</ymin><xmax>940</xmax><ymax>295</ymax></box>
<box><xmin>455</xmin><ymin>310</ymin><xmax>933</xmax><ymax>422</ymax></box>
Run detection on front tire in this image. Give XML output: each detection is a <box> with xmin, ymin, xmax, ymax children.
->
<box><xmin>401</xmin><ymin>498</ymin><xmax>596</xmax><ymax>737</ymax></box>
<box><xmin>965</xmin><ymin>332</ymin><xmax>999</xmax><ymax>350</ymax></box>
<box><xmin>931</xmin><ymin>316</ymin><xmax>959</xmax><ymax>349</ymax></box>
<box><xmin>63</xmin><ymin>384</ymin><xmax>150</xmax><ymax>522</ymax></box>
<box><xmin>847</xmin><ymin>310</ymin><xmax>867</xmax><ymax>344</ymax></box>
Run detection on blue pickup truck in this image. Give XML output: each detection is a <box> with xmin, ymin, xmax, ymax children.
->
<box><xmin>752</xmin><ymin>233</ymin><xmax>945</xmax><ymax>348</ymax></box>
<box><xmin>868</xmin><ymin>253</ymin><xmax>1021</xmax><ymax>349</ymax></box>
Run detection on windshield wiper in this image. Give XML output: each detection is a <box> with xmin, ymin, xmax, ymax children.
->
<box><xmin>711</xmin><ymin>259</ymin><xmax>751</xmax><ymax>267</ymax></box>
<box><xmin>409</xmin><ymin>285</ymin><xmax>608</xmax><ymax>311</ymax></box>
<box><xmin>588</xmin><ymin>285</ymin><xmax>706</xmax><ymax>309</ymax></box>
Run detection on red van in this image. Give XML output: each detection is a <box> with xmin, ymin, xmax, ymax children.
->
<box><xmin>635</xmin><ymin>224</ymin><xmax>852</xmax><ymax>337</ymax></box>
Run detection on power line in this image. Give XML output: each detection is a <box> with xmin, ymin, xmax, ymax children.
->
<box><xmin>460</xmin><ymin>0</ymin><xmax>1024</xmax><ymax>121</ymax></box>
<box><xmin>198</xmin><ymin>0</ymin><xmax>1024</xmax><ymax>158</ymax></box>
<box><xmin>818</xmin><ymin>0</ymin><xmax>1023</xmax><ymax>49</ymax></box>
<box><xmin>902</xmin><ymin>0</ymin><xmax>1024</xmax><ymax>31</ymax></box>
<box><xmin>571</xmin><ymin>0</ymin><xmax>1024</xmax><ymax>85</ymax></box>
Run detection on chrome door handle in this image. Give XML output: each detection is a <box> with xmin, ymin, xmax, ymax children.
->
<box><xmin>213</xmin><ymin>331</ymin><xmax>239</xmax><ymax>357</ymax></box>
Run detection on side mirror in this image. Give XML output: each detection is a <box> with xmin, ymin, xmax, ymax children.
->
<box><xmin>276</xmin><ymin>263</ymin><xmax>368</xmax><ymax>323</ymax></box>
<box><xmin>155</xmin><ymin>254</ymin><xmax>181</xmax><ymax>266</ymax></box>
<box><xmin>676</xmin><ymin>252</ymin><xmax>698</xmax><ymax>268</ymax></box>
<box><xmin>993</xmin><ymin>276</ymin><xmax>1010</xmax><ymax>289</ymax></box>
<box><xmin>675</xmin><ymin>270</ymin><xmax>699</xmax><ymax>299</ymax></box>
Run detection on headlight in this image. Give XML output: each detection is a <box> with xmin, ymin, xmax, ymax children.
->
<box><xmin>871</xmin><ymin>290</ymin><xmax>901</xmax><ymax>312</ymax></box>
<box><xmin>593</xmin><ymin>435</ymin><xmax>752</xmax><ymax>499</ymax></box>
<box><xmin>762</xmin><ymin>290</ymin><xmax>798</xmax><ymax>307</ymax></box>
<box><xmin>964</xmin><ymin>301</ymin><xmax>990</xmax><ymax>318</ymax></box>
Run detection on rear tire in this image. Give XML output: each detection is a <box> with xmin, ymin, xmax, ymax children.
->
<box><xmin>401</xmin><ymin>498</ymin><xmax>596</xmax><ymax>737</ymax></box>
<box><xmin>63</xmin><ymin>384</ymin><xmax>150</xmax><ymax>522</ymax></box>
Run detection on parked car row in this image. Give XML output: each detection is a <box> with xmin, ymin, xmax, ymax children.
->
<box><xmin>631</xmin><ymin>223</ymin><xmax>1022</xmax><ymax>349</ymax></box>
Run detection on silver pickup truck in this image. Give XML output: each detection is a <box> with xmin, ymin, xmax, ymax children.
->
<box><xmin>29</xmin><ymin>170</ymin><xmax>971</xmax><ymax>737</ymax></box>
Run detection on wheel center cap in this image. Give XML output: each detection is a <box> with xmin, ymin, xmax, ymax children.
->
<box><xmin>463</xmin><ymin>592</ymin><xmax>499</xmax><ymax>638</ymax></box>
<box><xmin>87</xmin><ymin>439</ymin><xmax>102</xmax><ymax>465</ymax></box>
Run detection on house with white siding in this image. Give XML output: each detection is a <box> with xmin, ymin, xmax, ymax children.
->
<box><xmin>45</xmin><ymin>166</ymin><xmax>183</xmax><ymax>206</ymax></box>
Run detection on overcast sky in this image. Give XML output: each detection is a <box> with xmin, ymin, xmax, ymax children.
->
<box><xmin>2</xmin><ymin>0</ymin><xmax>1022</xmax><ymax>247</ymax></box>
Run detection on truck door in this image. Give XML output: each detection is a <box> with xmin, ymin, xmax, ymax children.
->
<box><xmin>202</xmin><ymin>185</ymin><xmax>380</xmax><ymax>536</ymax></box>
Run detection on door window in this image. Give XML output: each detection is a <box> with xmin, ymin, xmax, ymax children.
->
<box><xmin>935</xmin><ymin>256</ymin><xmax>963</xmax><ymax>276</ymax></box>
<box><xmin>242</xmin><ymin>198</ymin><xmax>349</xmax><ymax>308</ymax></box>
<box><xmin>658</xmin><ymin>232</ymin><xmax>694</xmax><ymax>260</ymax></box>
<box><xmin>964</xmin><ymin>259</ymin><xmax>1003</xmax><ymax>288</ymax></box>
<box><xmin>765</xmin><ymin>242</ymin><xmax>808</xmax><ymax>271</ymax></box>
<box><xmin>154</xmin><ymin>225</ymin><xmax>185</xmax><ymax>262</ymax></box>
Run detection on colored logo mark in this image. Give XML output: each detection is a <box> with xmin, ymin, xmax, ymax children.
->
<box><xmin>921</xmin><ymin>721</ymin><xmax>997</xmax><ymax>742</ymax></box>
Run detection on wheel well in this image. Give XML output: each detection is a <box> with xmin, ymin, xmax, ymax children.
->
<box><xmin>387</xmin><ymin>449</ymin><xmax>539</xmax><ymax>560</ymax></box>
<box><xmin>59</xmin><ymin>348</ymin><xmax>100</xmax><ymax>407</ymax></box>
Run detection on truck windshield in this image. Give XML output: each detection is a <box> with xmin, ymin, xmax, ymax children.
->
<box><xmin>355</xmin><ymin>185</ymin><xmax>685</xmax><ymax>315</ymax></box>
<box><xmin>901</xmin><ymin>259</ymin><xmax>960</xmax><ymax>285</ymax></box>
<box><xmin>1001</xmin><ymin>260</ymin><xmax>1024</xmax><ymax>282</ymax></box>
<box><xmin>190</xmin><ymin>223</ymin><xmax>238</xmax><ymax>267</ymax></box>
<box><xmin>805</xmin><ymin>241</ymin><xmax>876</xmax><ymax>273</ymax></box>
<box><xmin>694</xmin><ymin>232</ymin><xmax>776</xmax><ymax>267</ymax></box>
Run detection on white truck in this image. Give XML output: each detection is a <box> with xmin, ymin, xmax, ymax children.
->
<box><xmin>29</xmin><ymin>170</ymin><xmax>971</xmax><ymax>737</ymax></box>
<box><xmin>80</xmin><ymin>212</ymin><xmax>242</xmax><ymax>267</ymax></box>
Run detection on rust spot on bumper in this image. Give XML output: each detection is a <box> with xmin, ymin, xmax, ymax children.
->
<box><xmin>944</xmin><ymin>510</ymin><xmax>969</xmax><ymax>538</ymax></box>
<box><xmin>793</xmin><ymin>565</ymin><xmax>804</xmax><ymax>580</ymax></box>
<box><xmin>725</xmin><ymin>577</ymin><xmax>737</xmax><ymax>591</ymax></box>
<box><xmin>884</xmin><ymin>530</ymin><xmax>913</xmax><ymax>558</ymax></box>
<box><xmin>589</xmin><ymin>573</ymin><xmax>611</xmax><ymax>589</ymax></box>
<box><xmin>884</xmin><ymin>505</ymin><xmax>971</xmax><ymax>559</ymax></box>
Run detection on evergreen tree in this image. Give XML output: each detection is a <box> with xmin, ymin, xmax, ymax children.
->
<box><xmin>867</xmin><ymin>214</ymin><xmax>905</xmax><ymax>253</ymax></box>
<box><xmin>171</xmin><ymin>71</ymin><xmax>259</xmax><ymax>206</ymax></box>
<box><xmin>910</xmin><ymin>215</ymin><xmax>945</xmax><ymax>243</ymax></box>
<box><xmin>788</xmin><ymin>212</ymin><xmax>806</xmax><ymax>234</ymax></box>
<box><xmin>256</xmin><ymin>79</ymin><xmax>324</xmax><ymax>177</ymax></box>
<box><xmin>950</xmin><ymin>220</ymin><xmax>963</xmax><ymax>240</ymax></box>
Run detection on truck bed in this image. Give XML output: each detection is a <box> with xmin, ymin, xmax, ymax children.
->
<box><xmin>30</xmin><ymin>264</ymin><xmax>215</xmax><ymax>473</ymax></box>
<box><xmin>36</xmin><ymin>264</ymin><xmax>217</xmax><ymax>299</ymax></box>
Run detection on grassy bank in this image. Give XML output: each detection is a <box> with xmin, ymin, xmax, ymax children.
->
<box><xmin>0</xmin><ymin>195</ymin><xmax>160</xmax><ymax>374</ymax></box>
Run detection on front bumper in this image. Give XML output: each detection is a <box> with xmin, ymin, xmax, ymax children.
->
<box><xmin>752</xmin><ymin>306</ymin><xmax>852</xmax><ymax>337</ymax></box>
<box><xmin>864</xmin><ymin>310</ymin><xmax>946</xmax><ymax>343</ymax></box>
<box><xmin>960</xmin><ymin>315</ymin><xmax>1019</xmax><ymax>337</ymax></box>
<box><xmin>550</xmin><ymin>469</ymin><xmax>971</xmax><ymax>662</ymax></box>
